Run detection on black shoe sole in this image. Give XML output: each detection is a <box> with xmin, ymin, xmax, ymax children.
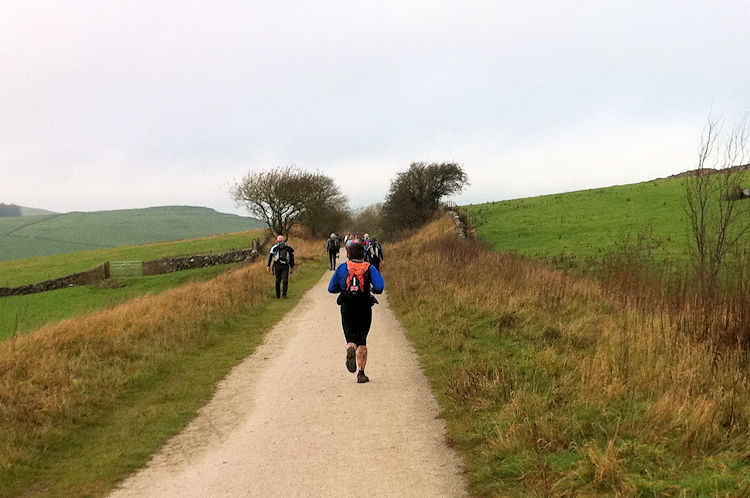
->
<box><xmin>346</xmin><ymin>347</ymin><xmax>356</xmax><ymax>373</ymax></box>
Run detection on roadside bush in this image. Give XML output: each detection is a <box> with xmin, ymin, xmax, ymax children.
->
<box><xmin>381</xmin><ymin>162</ymin><xmax>468</xmax><ymax>237</ymax></box>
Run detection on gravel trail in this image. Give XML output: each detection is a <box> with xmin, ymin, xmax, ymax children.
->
<box><xmin>111</xmin><ymin>269</ymin><xmax>466</xmax><ymax>497</ymax></box>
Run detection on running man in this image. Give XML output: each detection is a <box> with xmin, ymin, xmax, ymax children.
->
<box><xmin>328</xmin><ymin>242</ymin><xmax>385</xmax><ymax>383</ymax></box>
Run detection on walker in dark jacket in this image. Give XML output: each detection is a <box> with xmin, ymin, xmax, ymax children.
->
<box><xmin>326</xmin><ymin>234</ymin><xmax>341</xmax><ymax>270</ymax></box>
<box><xmin>267</xmin><ymin>236</ymin><xmax>295</xmax><ymax>298</ymax></box>
<box><xmin>365</xmin><ymin>239</ymin><xmax>384</xmax><ymax>270</ymax></box>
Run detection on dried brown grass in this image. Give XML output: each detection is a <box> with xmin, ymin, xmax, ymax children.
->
<box><xmin>0</xmin><ymin>236</ymin><xmax>323</xmax><ymax>476</ymax></box>
<box><xmin>387</xmin><ymin>217</ymin><xmax>750</xmax><ymax>494</ymax></box>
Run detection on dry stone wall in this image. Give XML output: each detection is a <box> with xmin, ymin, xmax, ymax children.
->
<box><xmin>446</xmin><ymin>208</ymin><xmax>475</xmax><ymax>239</ymax></box>
<box><xmin>0</xmin><ymin>239</ymin><xmax>266</xmax><ymax>298</ymax></box>
<box><xmin>0</xmin><ymin>265</ymin><xmax>107</xmax><ymax>297</ymax></box>
<box><xmin>142</xmin><ymin>249</ymin><xmax>258</xmax><ymax>276</ymax></box>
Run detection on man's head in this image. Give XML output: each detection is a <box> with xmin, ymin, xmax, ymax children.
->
<box><xmin>277</xmin><ymin>235</ymin><xmax>285</xmax><ymax>243</ymax></box>
<box><xmin>364</xmin><ymin>233</ymin><xmax>370</xmax><ymax>239</ymax></box>
<box><xmin>347</xmin><ymin>242</ymin><xmax>365</xmax><ymax>260</ymax></box>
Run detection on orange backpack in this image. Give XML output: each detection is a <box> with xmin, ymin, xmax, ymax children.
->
<box><xmin>345</xmin><ymin>261</ymin><xmax>371</xmax><ymax>298</ymax></box>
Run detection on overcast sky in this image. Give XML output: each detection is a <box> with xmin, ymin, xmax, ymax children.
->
<box><xmin>2</xmin><ymin>1</ymin><xmax>749</xmax><ymax>215</ymax></box>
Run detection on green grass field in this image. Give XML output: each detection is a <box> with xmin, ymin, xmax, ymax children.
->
<box><xmin>0</xmin><ymin>230</ymin><xmax>262</xmax><ymax>287</ymax></box>
<box><xmin>0</xmin><ymin>206</ymin><xmax>263</xmax><ymax>262</ymax></box>
<box><xmin>466</xmin><ymin>176</ymin><xmax>698</xmax><ymax>266</ymax></box>
<box><xmin>0</xmin><ymin>230</ymin><xmax>265</xmax><ymax>341</ymax></box>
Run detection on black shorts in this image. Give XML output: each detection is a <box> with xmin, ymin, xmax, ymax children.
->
<box><xmin>340</xmin><ymin>302</ymin><xmax>372</xmax><ymax>346</ymax></box>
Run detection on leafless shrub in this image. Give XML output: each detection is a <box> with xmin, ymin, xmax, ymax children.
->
<box><xmin>684</xmin><ymin>114</ymin><xmax>750</xmax><ymax>292</ymax></box>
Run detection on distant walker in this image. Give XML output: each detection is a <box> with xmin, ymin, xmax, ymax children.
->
<box><xmin>267</xmin><ymin>235</ymin><xmax>295</xmax><ymax>299</ymax></box>
<box><xmin>326</xmin><ymin>233</ymin><xmax>341</xmax><ymax>270</ymax></box>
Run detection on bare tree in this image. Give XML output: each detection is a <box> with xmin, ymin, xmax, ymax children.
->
<box><xmin>684</xmin><ymin>114</ymin><xmax>750</xmax><ymax>290</ymax></box>
<box><xmin>231</xmin><ymin>166</ymin><xmax>348</xmax><ymax>236</ymax></box>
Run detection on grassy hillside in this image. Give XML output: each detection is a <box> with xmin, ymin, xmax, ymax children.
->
<box><xmin>0</xmin><ymin>230</ymin><xmax>262</xmax><ymax>287</ymax></box>
<box><xmin>466</xmin><ymin>176</ymin><xmax>699</xmax><ymax>266</ymax></box>
<box><xmin>389</xmin><ymin>219</ymin><xmax>750</xmax><ymax>495</ymax></box>
<box><xmin>0</xmin><ymin>203</ymin><xmax>57</xmax><ymax>216</ymax></box>
<box><xmin>0</xmin><ymin>206</ymin><xmax>263</xmax><ymax>262</ymax></box>
<box><xmin>20</xmin><ymin>205</ymin><xmax>58</xmax><ymax>216</ymax></box>
<box><xmin>0</xmin><ymin>230</ymin><xmax>265</xmax><ymax>340</ymax></box>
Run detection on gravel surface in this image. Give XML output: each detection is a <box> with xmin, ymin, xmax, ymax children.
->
<box><xmin>111</xmin><ymin>268</ymin><xmax>467</xmax><ymax>497</ymax></box>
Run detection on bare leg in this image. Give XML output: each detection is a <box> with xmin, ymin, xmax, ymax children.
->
<box><xmin>356</xmin><ymin>345</ymin><xmax>367</xmax><ymax>371</ymax></box>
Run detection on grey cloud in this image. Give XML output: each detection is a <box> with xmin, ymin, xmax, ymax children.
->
<box><xmin>1</xmin><ymin>1</ymin><xmax>749</xmax><ymax>214</ymax></box>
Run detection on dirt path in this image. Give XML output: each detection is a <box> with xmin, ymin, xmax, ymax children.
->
<box><xmin>111</xmin><ymin>269</ymin><xmax>467</xmax><ymax>497</ymax></box>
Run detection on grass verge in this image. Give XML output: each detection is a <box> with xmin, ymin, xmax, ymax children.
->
<box><xmin>0</xmin><ymin>237</ymin><xmax>326</xmax><ymax>497</ymax></box>
<box><xmin>388</xmin><ymin>218</ymin><xmax>750</xmax><ymax>496</ymax></box>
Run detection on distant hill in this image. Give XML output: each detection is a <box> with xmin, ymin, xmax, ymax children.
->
<box><xmin>0</xmin><ymin>206</ymin><xmax>264</xmax><ymax>262</ymax></box>
<box><xmin>0</xmin><ymin>203</ymin><xmax>58</xmax><ymax>217</ymax></box>
<box><xmin>20</xmin><ymin>205</ymin><xmax>58</xmax><ymax>216</ymax></box>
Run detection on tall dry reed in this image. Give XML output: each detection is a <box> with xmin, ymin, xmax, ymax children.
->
<box><xmin>599</xmin><ymin>239</ymin><xmax>750</xmax><ymax>353</ymax></box>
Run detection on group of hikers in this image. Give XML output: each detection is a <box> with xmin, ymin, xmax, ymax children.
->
<box><xmin>267</xmin><ymin>231</ymin><xmax>385</xmax><ymax>384</ymax></box>
<box><xmin>326</xmin><ymin>232</ymin><xmax>385</xmax><ymax>271</ymax></box>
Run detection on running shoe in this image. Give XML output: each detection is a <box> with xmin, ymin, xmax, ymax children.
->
<box><xmin>346</xmin><ymin>346</ymin><xmax>356</xmax><ymax>373</ymax></box>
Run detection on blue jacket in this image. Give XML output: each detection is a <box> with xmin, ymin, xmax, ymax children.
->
<box><xmin>328</xmin><ymin>261</ymin><xmax>385</xmax><ymax>294</ymax></box>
